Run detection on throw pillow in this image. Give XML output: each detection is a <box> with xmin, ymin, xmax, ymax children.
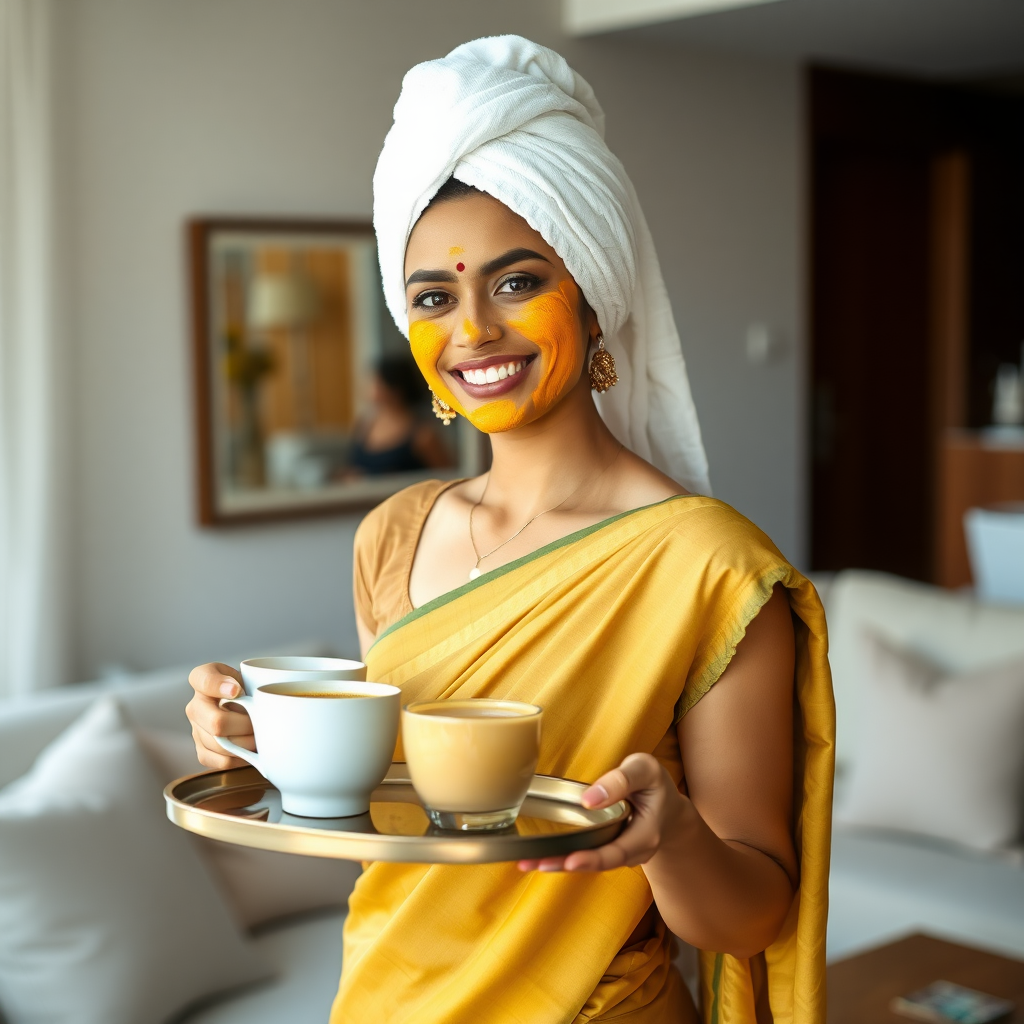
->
<box><xmin>0</xmin><ymin>699</ymin><xmax>269</xmax><ymax>1024</ymax></box>
<box><xmin>834</xmin><ymin>631</ymin><xmax>1024</xmax><ymax>850</ymax></box>
<box><xmin>139</xmin><ymin>727</ymin><xmax>360</xmax><ymax>928</ymax></box>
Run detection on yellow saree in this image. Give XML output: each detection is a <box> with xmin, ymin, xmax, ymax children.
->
<box><xmin>332</xmin><ymin>490</ymin><xmax>834</xmax><ymax>1024</ymax></box>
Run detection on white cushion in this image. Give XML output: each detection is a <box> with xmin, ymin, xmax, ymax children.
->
<box><xmin>827</xmin><ymin>571</ymin><xmax>1024</xmax><ymax>774</ymax></box>
<box><xmin>0</xmin><ymin>669</ymin><xmax>196</xmax><ymax>789</ymax></box>
<box><xmin>139</xmin><ymin>728</ymin><xmax>361</xmax><ymax>929</ymax></box>
<box><xmin>834</xmin><ymin>632</ymin><xmax>1024</xmax><ymax>850</ymax></box>
<box><xmin>181</xmin><ymin>911</ymin><xmax>346</xmax><ymax>1024</ymax></box>
<box><xmin>0</xmin><ymin>699</ymin><xmax>269</xmax><ymax>1024</ymax></box>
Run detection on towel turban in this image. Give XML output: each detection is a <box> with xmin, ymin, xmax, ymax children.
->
<box><xmin>373</xmin><ymin>35</ymin><xmax>711</xmax><ymax>495</ymax></box>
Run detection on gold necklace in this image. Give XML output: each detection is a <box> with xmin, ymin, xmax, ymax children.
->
<box><xmin>467</xmin><ymin>444</ymin><xmax>624</xmax><ymax>582</ymax></box>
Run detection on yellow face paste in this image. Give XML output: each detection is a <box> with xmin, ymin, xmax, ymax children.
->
<box><xmin>408</xmin><ymin>279</ymin><xmax>584</xmax><ymax>434</ymax></box>
<box><xmin>508</xmin><ymin>279</ymin><xmax>583</xmax><ymax>418</ymax></box>
<box><xmin>408</xmin><ymin>319</ymin><xmax>467</xmax><ymax>418</ymax></box>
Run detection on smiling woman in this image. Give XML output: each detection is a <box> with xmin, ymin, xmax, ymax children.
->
<box><xmin>185</xmin><ymin>34</ymin><xmax>835</xmax><ymax>1024</ymax></box>
<box><xmin>405</xmin><ymin>187</ymin><xmax>592</xmax><ymax>434</ymax></box>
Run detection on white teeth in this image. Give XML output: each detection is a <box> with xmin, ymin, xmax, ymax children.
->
<box><xmin>463</xmin><ymin>360</ymin><xmax>527</xmax><ymax>385</ymax></box>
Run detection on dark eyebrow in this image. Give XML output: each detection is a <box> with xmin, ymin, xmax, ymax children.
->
<box><xmin>405</xmin><ymin>268</ymin><xmax>458</xmax><ymax>288</ymax></box>
<box><xmin>479</xmin><ymin>248</ymin><xmax>551</xmax><ymax>277</ymax></box>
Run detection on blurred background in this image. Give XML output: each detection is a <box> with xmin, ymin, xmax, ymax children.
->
<box><xmin>2</xmin><ymin>0</ymin><xmax>1019</xmax><ymax>685</ymax></box>
<box><xmin>1</xmin><ymin>2</ymin><xmax>1024</xmax><ymax>1021</ymax></box>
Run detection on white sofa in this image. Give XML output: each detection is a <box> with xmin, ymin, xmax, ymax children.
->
<box><xmin>4</xmin><ymin>573</ymin><xmax>1023</xmax><ymax>1021</ymax></box>
<box><xmin>0</xmin><ymin>662</ymin><xmax>359</xmax><ymax>1024</ymax></box>
<box><xmin>821</xmin><ymin>570</ymin><xmax>1024</xmax><ymax>961</ymax></box>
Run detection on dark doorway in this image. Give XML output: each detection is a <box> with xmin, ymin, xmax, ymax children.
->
<box><xmin>809</xmin><ymin>68</ymin><xmax>1024</xmax><ymax>581</ymax></box>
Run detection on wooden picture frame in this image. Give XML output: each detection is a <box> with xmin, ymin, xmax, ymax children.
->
<box><xmin>188</xmin><ymin>217</ymin><xmax>483</xmax><ymax>526</ymax></box>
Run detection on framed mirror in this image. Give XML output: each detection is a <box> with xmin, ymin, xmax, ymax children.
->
<box><xmin>188</xmin><ymin>218</ymin><xmax>483</xmax><ymax>525</ymax></box>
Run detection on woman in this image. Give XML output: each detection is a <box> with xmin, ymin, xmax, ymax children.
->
<box><xmin>187</xmin><ymin>36</ymin><xmax>833</xmax><ymax>1024</ymax></box>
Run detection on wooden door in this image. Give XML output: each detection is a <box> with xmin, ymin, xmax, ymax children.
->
<box><xmin>809</xmin><ymin>68</ymin><xmax>1024</xmax><ymax>583</ymax></box>
<box><xmin>811</xmin><ymin>147</ymin><xmax>932</xmax><ymax>578</ymax></box>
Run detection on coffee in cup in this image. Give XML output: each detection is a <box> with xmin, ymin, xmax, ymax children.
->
<box><xmin>284</xmin><ymin>691</ymin><xmax>363</xmax><ymax>699</ymax></box>
<box><xmin>239</xmin><ymin>656</ymin><xmax>366</xmax><ymax>696</ymax></box>
<box><xmin>216</xmin><ymin>680</ymin><xmax>399</xmax><ymax>817</ymax></box>
<box><xmin>401</xmin><ymin>698</ymin><xmax>542</xmax><ymax>831</ymax></box>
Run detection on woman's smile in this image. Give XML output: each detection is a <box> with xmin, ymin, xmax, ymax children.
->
<box><xmin>447</xmin><ymin>353</ymin><xmax>537</xmax><ymax>398</ymax></box>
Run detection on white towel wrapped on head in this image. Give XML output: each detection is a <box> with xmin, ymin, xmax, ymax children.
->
<box><xmin>373</xmin><ymin>34</ymin><xmax>711</xmax><ymax>496</ymax></box>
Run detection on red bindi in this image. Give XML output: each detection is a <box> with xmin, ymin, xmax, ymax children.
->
<box><xmin>456</xmin><ymin>262</ymin><xmax>465</xmax><ymax>272</ymax></box>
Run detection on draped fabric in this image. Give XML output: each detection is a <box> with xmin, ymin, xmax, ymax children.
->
<box><xmin>373</xmin><ymin>35</ymin><xmax>711</xmax><ymax>496</ymax></box>
<box><xmin>0</xmin><ymin>0</ymin><xmax>68</xmax><ymax>696</ymax></box>
<box><xmin>333</xmin><ymin>487</ymin><xmax>834</xmax><ymax>1023</ymax></box>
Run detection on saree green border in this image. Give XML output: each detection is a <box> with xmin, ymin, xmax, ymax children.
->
<box><xmin>369</xmin><ymin>492</ymin><xmax>699</xmax><ymax>653</ymax></box>
<box><xmin>710</xmin><ymin>953</ymin><xmax>724</xmax><ymax>1024</ymax></box>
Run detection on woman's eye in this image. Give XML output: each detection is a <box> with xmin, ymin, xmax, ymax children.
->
<box><xmin>496</xmin><ymin>273</ymin><xmax>539</xmax><ymax>295</ymax></box>
<box><xmin>413</xmin><ymin>290</ymin><xmax>453</xmax><ymax>310</ymax></box>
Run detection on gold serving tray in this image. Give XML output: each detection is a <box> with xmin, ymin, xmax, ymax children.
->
<box><xmin>165</xmin><ymin>763</ymin><xmax>629</xmax><ymax>864</ymax></box>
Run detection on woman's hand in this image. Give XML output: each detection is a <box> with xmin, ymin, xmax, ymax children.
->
<box><xmin>185</xmin><ymin>663</ymin><xmax>255</xmax><ymax>769</ymax></box>
<box><xmin>517</xmin><ymin>753</ymin><xmax>687</xmax><ymax>872</ymax></box>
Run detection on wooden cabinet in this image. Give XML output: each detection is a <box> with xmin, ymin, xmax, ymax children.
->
<box><xmin>936</xmin><ymin>431</ymin><xmax>1024</xmax><ymax>588</ymax></box>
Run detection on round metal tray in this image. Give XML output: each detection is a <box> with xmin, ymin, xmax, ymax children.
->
<box><xmin>165</xmin><ymin>763</ymin><xmax>629</xmax><ymax>864</ymax></box>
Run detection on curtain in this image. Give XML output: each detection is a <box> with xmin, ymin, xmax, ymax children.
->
<box><xmin>0</xmin><ymin>0</ymin><xmax>66</xmax><ymax>697</ymax></box>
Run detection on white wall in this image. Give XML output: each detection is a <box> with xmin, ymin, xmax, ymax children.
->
<box><xmin>54</xmin><ymin>0</ymin><xmax>804</xmax><ymax>681</ymax></box>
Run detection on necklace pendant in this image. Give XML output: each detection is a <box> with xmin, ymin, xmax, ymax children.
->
<box><xmin>468</xmin><ymin>566</ymin><xmax>482</xmax><ymax>582</ymax></box>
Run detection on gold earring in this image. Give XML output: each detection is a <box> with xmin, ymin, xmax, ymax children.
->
<box><xmin>431</xmin><ymin>391</ymin><xmax>456</xmax><ymax>425</ymax></box>
<box><xmin>589</xmin><ymin>334</ymin><xmax>618</xmax><ymax>393</ymax></box>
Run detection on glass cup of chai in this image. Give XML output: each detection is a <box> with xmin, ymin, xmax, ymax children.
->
<box><xmin>401</xmin><ymin>699</ymin><xmax>543</xmax><ymax>831</ymax></box>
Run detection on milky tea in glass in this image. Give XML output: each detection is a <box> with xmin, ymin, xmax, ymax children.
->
<box><xmin>401</xmin><ymin>699</ymin><xmax>542</xmax><ymax>831</ymax></box>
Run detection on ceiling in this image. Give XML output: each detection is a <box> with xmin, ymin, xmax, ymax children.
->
<box><xmin>565</xmin><ymin>0</ymin><xmax>1024</xmax><ymax>79</ymax></box>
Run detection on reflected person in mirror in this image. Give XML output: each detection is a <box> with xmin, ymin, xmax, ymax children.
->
<box><xmin>344</xmin><ymin>354</ymin><xmax>453</xmax><ymax>478</ymax></box>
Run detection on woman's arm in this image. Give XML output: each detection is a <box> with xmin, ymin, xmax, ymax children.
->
<box><xmin>519</xmin><ymin>584</ymin><xmax>797</xmax><ymax>959</ymax></box>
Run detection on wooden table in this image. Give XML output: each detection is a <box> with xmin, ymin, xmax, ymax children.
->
<box><xmin>828</xmin><ymin>933</ymin><xmax>1024</xmax><ymax>1023</ymax></box>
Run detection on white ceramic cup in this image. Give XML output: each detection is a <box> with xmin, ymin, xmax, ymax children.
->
<box><xmin>216</xmin><ymin>680</ymin><xmax>400</xmax><ymax>818</ymax></box>
<box><xmin>239</xmin><ymin>656</ymin><xmax>366</xmax><ymax>696</ymax></box>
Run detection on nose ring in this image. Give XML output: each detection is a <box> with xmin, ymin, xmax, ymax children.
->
<box><xmin>485</xmin><ymin>325</ymin><xmax>493</xmax><ymax>337</ymax></box>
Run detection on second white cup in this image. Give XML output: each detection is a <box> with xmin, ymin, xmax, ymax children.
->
<box><xmin>239</xmin><ymin>656</ymin><xmax>366</xmax><ymax>696</ymax></box>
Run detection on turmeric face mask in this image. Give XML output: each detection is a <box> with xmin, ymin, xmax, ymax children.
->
<box><xmin>408</xmin><ymin>279</ymin><xmax>585</xmax><ymax>434</ymax></box>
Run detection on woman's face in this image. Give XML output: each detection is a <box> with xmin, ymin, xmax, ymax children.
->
<box><xmin>404</xmin><ymin>192</ymin><xmax>596</xmax><ymax>433</ymax></box>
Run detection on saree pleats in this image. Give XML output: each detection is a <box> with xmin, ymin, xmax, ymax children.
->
<box><xmin>332</xmin><ymin>495</ymin><xmax>834</xmax><ymax>1024</ymax></box>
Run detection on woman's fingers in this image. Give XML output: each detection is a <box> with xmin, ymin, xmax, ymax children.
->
<box><xmin>188</xmin><ymin>662</ymin><xmax>243</xmax><ymax>699</ymax></box>
<box><xmin>192</xmin><ymin>727</ymin><xmax>250</xmax><ymax>769</ymax></box>
<box><xmin>517</xmin><ymin>832</ymin><xmax>643</xmax><ymax>873</ymax></box>
<box><xmin>516</xmin><ymin>857</ymin><xmax>567</xmax><ymax>872</ymax></box>
<box><xmin>186</xmin><ymin>692</ymin><xmax>254</xmax><ymax>740</ymax></box>
<box><xmin>186</xmin><ymin>663</ymin><xmax>252</xmax><ymax>767</ymax></box>
<box><xmin>582</xmin><ymin>753</ymin><xmax>662</xmax><ymax>808</ymax></box>
<box><xmin>518</xmin><ymin>754</ymin><xmax>671</xmax><ymax>873</ymax></box>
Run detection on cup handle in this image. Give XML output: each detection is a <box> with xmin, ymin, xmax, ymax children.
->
<box><xmin>215</xmin><ymin>695</ymin><xmax>263</xmax><ymax>773</ymax></box>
